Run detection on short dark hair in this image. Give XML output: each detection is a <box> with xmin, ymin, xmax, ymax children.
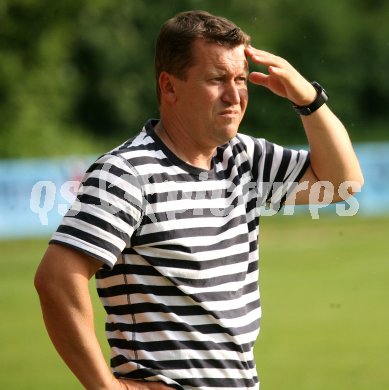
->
<box><xmin>155</xmin><ymin>10</ymin><xmax>251</xmax><ymax>102</ymax></box>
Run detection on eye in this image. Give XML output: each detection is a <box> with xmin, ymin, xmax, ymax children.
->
<box><xmin>212</xmin><ymin>76</ymin><xmax>224</xmax><ymax>83</ymax></box>
<box><xmin>236</xmin><ymin>76</ymin><xmax>248</xmax><ymax>84</ymax></box>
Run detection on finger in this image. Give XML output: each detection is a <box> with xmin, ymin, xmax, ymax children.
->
<box><xmin>247</xmin><ymin>53</ymin><xmax>283</xmax><ymax>69</ymax></box>
<box><xmin>246</xmin><ymin>48</ymin><xmax>290</xmax><ymax>70</ymax></box>
<box><xmin>268</xmin><ymin>65</ymin><xmax>287</xmax><ymax>78</ymax></box>
<box><xmin>248</xmin><ymin>71</ymin><xmax>269</xmax><ymax>87</ymax></box>
<box><xmin>245</xmin><ymin>46</ymin><xmax>274</xmax><ymax>58</ymax></box>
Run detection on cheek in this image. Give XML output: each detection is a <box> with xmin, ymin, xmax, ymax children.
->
<box><xmin>240</xmin><ymin>89</ymin><xmax>248</xmax><ymax>110</ymax></box>
<box><xmin>240</xmin><ymin>87</ymin><xmax>248</xmax><ymax>100</ymax></box>
<box><xmin>189</xmin><ymin>86</ymin><xmax>215</xmax><ymax>103</ymax></box>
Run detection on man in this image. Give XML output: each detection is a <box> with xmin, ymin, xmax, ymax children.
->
<box><xmin>35</xmin><ymin>10</ymin><xmax>363</xmax><ymax>390</ymax></box>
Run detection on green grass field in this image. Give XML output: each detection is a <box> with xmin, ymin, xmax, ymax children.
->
<box><xmin>1</xmin><ymin>214</ymin><xmax>388</xmax><ymax>389</ymax></box>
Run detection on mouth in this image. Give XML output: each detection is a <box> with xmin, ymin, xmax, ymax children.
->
<box><xmin>219</xmin><ymin>109</ymin><xmax>240</xmax><ymax>117</ymax></box>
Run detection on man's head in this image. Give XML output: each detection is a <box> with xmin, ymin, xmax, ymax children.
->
<box><xmin>155</xmin><ymin>10</ymin><xmax>251</xmax><ymax>103</ymax></box>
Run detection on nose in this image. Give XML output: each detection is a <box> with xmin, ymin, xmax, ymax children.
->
<box><xmin>222</xmin><ymin>81</ymin><xmax>241</xmax><ymax>105</ymax></box>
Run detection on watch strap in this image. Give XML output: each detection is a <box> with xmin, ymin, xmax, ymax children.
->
<box><xmin>293</xmin><ymin>81</ymin><xmax>328</xmax><ymax>116</ymax></box>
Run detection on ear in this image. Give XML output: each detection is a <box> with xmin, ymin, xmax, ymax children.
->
<box><xmin>159</xmin><ymin>71</ymin><xmax>177</xmax><ymax>103</ymax></box>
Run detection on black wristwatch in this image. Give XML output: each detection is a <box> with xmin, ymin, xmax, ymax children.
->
<box><xmin>293</xmin><ymin>81</ymin><xmax>328</xmax><ymax>116</ymax></box>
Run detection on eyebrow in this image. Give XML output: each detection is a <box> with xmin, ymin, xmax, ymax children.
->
<box><xmin>212</xmin><ymin>60</ymin><xmax>249</xmax><ymax>76</ymax></box>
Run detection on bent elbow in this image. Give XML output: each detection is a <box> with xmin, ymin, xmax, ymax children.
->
<box><xmin>336</xmin><ymin>175</ymin><xmax>364</xmax><ymax>201</ymax></box>
<box><xmin>354</xmin><ymin>163</ymin><xmax>365</xmax><ymax>189</ymax></box>
<box><xmin>357</xmin><ymin>173</ymin><xmax>365</xmax><ymax>190</ymax></box>
<box><xmin>349</xmin><ymin>171</ymin><xmax>364</xmax><ymax>196</ymax></box>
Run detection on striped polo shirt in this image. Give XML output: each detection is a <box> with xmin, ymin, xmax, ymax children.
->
<box><xmin>51</xmin><ymin>119</ymin><xmax>309</xmax><ymax>389</ymax></box>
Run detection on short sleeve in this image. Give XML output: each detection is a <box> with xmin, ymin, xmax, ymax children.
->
<box><xmin>50</xmin><ymin>154</ymin><xmax>144</xmax><ymax>268</ymax></box>
<box><xmin>260</xmin><ymin>140</ymin><xmax>310</xmax><ymax>210</ymax></box>
<box><xmin>236</xmin><ymin>134</ymin><xmax>310</xmax><ymax>211</ymax></box>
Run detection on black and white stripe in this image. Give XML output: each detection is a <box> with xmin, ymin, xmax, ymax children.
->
<box><xmin>51</xmin><ymin>119</ymin><xmax>309</xmax><ymax>389</ymax></box>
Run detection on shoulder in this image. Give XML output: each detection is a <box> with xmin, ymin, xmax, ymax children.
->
<box><xmin>88</xmin><ymin>120</ymin><xmax>164</xmax><ymax>175</ymax></box>
<box><xmin>110</xmin><ymin>120</ymin><xmax>160</xmax><ymax>161</ymax></box>
<box><xmin>227</xmin><ymin>133</ymin><xmax>268</xmax><ymax>162</ymax></box>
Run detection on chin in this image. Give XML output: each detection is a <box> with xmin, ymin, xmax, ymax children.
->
<box><xmin>226</xmin><ymin>122</ymin><xmax>239</xmax><ymax>137</ymax></box>
<box><xmin>217</xmin><ymin>127</ymin><xmax>239</xmax><ymax>145</ymax></box>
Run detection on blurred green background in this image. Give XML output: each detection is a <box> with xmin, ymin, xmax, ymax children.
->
<box><xmin>1</xmin><ymin>0</ymin><xmax>389</xmax><ymax>158</ymax></box>
<box><xmin>1</xmin><ymin>0</ymin><xmax>388</xmax><ymax>389</ymax></box>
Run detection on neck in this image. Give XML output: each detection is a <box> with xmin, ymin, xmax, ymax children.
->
<box><xmin>155</xmin><ymin>121</ymin><xmax>215</xmax><ymax>170</ymax></box>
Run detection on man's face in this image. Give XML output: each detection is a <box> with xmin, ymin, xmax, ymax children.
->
<box><xmin>171</xmin><ymin>39</ymin><xmax>249</xmax><ymax>149</ymax></box>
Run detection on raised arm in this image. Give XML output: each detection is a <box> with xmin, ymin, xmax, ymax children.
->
<box><xmin>245</xmin><ymin>46</ymin><xmax>364</xmax><ymax>205</ymax></box>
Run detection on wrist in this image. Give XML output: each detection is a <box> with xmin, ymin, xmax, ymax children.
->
<box><xmin>91</xmin><ymin>374</ymin><xmax>119</xmax><ymax>390</ymax></box>
<box><xmin>296</xmin><ymin>84</ymin><xmax>317</xmax><ymax>106</ymax></box>
<box><xmin>293</xmin><ymin>81</ymin><xmax>329</xmax><ymax>116</ymax></box>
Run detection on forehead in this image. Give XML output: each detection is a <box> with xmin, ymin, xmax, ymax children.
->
<box><xmin>191</xmin><ymin>40</ymin><xmax>248</xmax><ymax>72</ymax></box>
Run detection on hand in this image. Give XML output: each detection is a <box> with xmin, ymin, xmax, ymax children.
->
<box><xmin>245</xmin><ymin>46</ymin><xmax>316</xmax><ymax>106</ymax></box>
<box><xmin>114</xmin><ymin>377</ymin><xmax>176</xmax><ymax>390</ymax></box>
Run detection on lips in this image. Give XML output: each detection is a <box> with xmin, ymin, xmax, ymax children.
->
<box><xmin>219</xmin><ymin>109</ymin><xmax>239</xmax><ymax>116</ymax></box>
